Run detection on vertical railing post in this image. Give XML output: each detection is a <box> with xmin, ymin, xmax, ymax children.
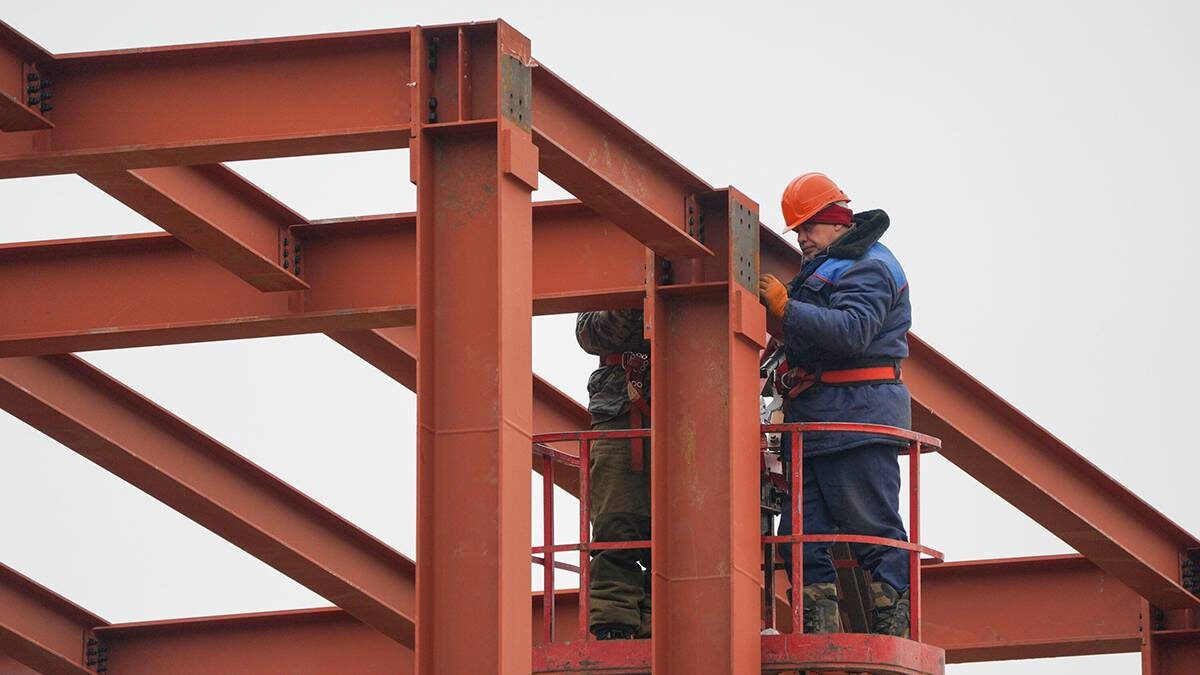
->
<box><xmin>650</xmin><ymin>189</ymin><xmax>765</xmax><ymax>673</ymax></box>
<box><xmin>791</xmin><ymin>430</ymin><xmax>803</xmax><ymax>635</ymax></box>
<box><xmin>413</xmin><ymin>21</ymin><xmax>538</xmax><ymax>674</ymax></box>
<box><xmin>909</xmin><ymin>440</ymin><xmax>922</xmax><ymax>641</ymax></box>
<box><xmin>579</xmin><ymin>438</ymin><xmax>592</xmax><ymax>640</ymax></box>
<box><xmin>543</xmin><ymin>453</ymin><xmax>556</xmax><ymax>643</ymax></box>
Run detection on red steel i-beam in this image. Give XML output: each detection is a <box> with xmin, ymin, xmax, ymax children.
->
<box><xmin>0</xmin><ymin>562</ymin><xmax>106</xmax><ymax>675</ymax></box>
<box><xmin>649</xmin><ymin>189</ymin><xmax>765</xmax><ymax>673</ymax></box>
<box><xmin>81</xmin><ymin>165</ymin><xmax>307</xmax><ymax>291</ymax></box>
<box><xmin>0</xmin><ymin>22</ymin><xmax>53</xmax><ymax>132</ymax></box>
<box><xmin>0</xmin><ymin>22</ymin><xmax>413</xmax><ymax>178</ymax></box>
<box><xmin>904</xmin><ymin>336</ymin><xmax>1200</xmax><ymax>610</ymax></box>
<box><xmin>530</xmin><ymin>67</ymin><xmax>711</xmax><ymax>258</ymax></box>
<box><xmin>4</xmin><ymin>554</ymin><xmax>1166</xmax><ymax>673</ymax></box>
<box><xmin>0</xmin><ymin>201</ymin><xmax>640</xmax><ymax>357</ymax></box>
<box><xmin>411</xmin><ymin>22</ymin><xmax>537</xmax><ymax>674</ymax></box>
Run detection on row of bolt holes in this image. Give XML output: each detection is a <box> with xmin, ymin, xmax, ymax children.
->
<box><xmin>282</xmin><ymin>238</ymin><xmax>302</xmax><ymax>275</ymax></box>
<box><xmin>507</xmin><ymin>91</ymin><xmax>525</xmax><ymax>123</ymax></box>
<box><xmin>736</xmin><ymin>205</ymin><xmax>756</xmax><ymax>276</ymax></box>
<box><xmin>26</xmin><ymin>72</ymin><xmax>54</xmax><ymax>113</ymax></box>
<box><xmin>86</xmin><ymin>637</ymin><xmax>108</xmax><ymax>672</ymax></box>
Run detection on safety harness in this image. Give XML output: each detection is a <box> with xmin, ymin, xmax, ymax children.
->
<box><xmin>772</xmin><ymin>357</ymin><xmax>902</xmax><ymax>399</ymax></box>
<box><xmin>601</xmin><ymin>351</ymin><xmax>650</xmax><ymax>472</ymax></box>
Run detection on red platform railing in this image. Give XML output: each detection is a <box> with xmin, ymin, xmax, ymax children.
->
<box><xmin>531</xmin><ymin>428</ymin><xmax>653</xmax><ymax>644</ymax></box>
<box><xmin>762</xmin><ymin>422</ymin><xmax>943</xmax><ymax>640</ymax></box>
<box><xmin>530</xmin><ymin>423</ymin><xmax>944</xmax><ymax>673</ymax></box>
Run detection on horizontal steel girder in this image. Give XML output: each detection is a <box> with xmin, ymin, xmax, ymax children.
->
<box><xmin>0</xmin><ymin>562</ymin><xmax>106</xmax><ymax>675</ymax></box>
<box><xmin>0</xmin><ymin>201</ymin><xmax>637</xmax><ymax>356</ymax></box>
<box><xmin>0</xmin><ymin>24</ymin><xmax>414</xmax><ymax>177</ymax></box>
<box><xmin>1</xmin><ymin>19</ymin><xmax>708</xmax><ymax>256</ymax></box>
<box><xmin>0</xmin><ymin>554</ymin><xmax>1157</xmax><ymax>673</ymax></box>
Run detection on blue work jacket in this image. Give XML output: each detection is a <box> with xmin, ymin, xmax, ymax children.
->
<box><xmin>781</xmin><ymin>209</ymin><xmax>912</xmax><ymax>456</ymax></box>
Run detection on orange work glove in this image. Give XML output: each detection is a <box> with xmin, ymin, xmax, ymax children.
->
<box><xmin>758</xmin><ymin>274</ymin><xmax>789</xmax><ymax>320</ymax></box>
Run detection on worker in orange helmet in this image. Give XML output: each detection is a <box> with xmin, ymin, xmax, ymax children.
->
<box><xmin>759</xmin><ymin>173</ymin><xmax>913</xmax><ymax>637</ymax></box>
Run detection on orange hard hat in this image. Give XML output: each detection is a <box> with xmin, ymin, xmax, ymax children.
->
<box><xmin>780</xmin><ymin>173</ymin><xmax>851</xmax><ymax>231</ymax></box>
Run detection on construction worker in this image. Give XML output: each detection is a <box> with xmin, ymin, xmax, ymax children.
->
<box><xmin>758</xmin><ymin>173</ymin><xmax>913</xmax><ymax>637</ymax></box>
<box><xmin>575</xmin><ymin>309</ymin><xmax>651</xmax><ymax>640</ymax></box>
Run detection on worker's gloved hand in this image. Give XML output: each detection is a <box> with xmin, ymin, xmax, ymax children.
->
<box><xmin>758</xmin><ymin>274</ymin><xmax>788</xmax><ymax>320</ymax></box>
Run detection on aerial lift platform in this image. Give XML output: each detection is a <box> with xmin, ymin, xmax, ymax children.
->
<box><xmin>0</xmin><ymin>16</ymin><xmax>1197</xmax><ymax>674</ymax></box>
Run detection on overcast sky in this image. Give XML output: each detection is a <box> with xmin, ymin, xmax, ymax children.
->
<box><xmin>4</xmin><ymin>1</ymin><xmax>1198</xmax><ymax>672</ymax></box>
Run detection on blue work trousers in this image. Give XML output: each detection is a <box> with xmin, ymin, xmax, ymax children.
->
<box><xmin>778</xmin><ymin>443</ymin><xmax>910</xmax><ymax>591</ymax></box>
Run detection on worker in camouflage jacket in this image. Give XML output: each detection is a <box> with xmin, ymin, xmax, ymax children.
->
<box><xmin>758</xmin><ymin>173</ymin><xmax>913</xmax><ymax>638</ymax></box>
<box><xmin>575</xmin><ymin>308</ymin><xmax>651</xmax><ymax>640</ymax></box>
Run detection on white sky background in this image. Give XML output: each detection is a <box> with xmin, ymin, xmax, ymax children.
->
<box><xmin>2</xmin><ymin>1</ymin><xmax>1197</xmax><ymax>672</ymax></box>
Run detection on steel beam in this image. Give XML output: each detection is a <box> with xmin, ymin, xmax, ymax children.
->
<box><xmin>923</xmin><ymin>555</ymin><xmax>1142</xmax><ymax>662</ymax></box>
<box><xmin>3</xmin><ymin>17</ymin><xmax>709</xmax><ymax>258</ymax></box>
<box><xmin>0</xmin><ymin>21</ymin><xmax>413</xmax><ymax>178</ymax></box>
<box><xmin>0</xmin><ymin>355</ymin><xmax>416</xmax><ymax>645</ymax></box>
<box><xmin>92</xmin><ymin>609</ymin><xmax>412</xmax><ymax>675</ymax></box>
<box><xmin>0</xmin><ymin>563</ymin><xmax>105</xmax><ymax>675</ymax></box>
<box><xmin>411</xmin><ymin>23</ymin><xmax>536</xmax><ymax>674</ymax></box>
<box><xmin>52</xmin><ymin>555</ymin><xmax>1159</xmax><ymax>672</ymax></box>
<box><xmin>0</xmin><ymin>228</ymin><xmax>413</xmax><ymax>355</ymax></box>
<box><xmin>531</xmin><ymin>66</ymin><xmax>711</xmax><ymax>258</ymax></box>
<box><xmin>648</xmin><ymin>189</ymin><xmax>764</xmax><ymax>673</ymax></box>
<box><xmin>81</xmin><ymin>165</ymin><xmax>307</xmax><ymax>291</ymax></box>
<box><xmin>905</xmin><ymin>336</ymin><xmax>1200</xmax><ymax>610</ymax></box>
<box><xmin>0</xmin><ymin>22</ymin><xmax>53</xmax><ymax>132</ymax></box>
<box><xmin>0</xmin><ymin>202</ymin><xmax>639</xmax><ymax>357</ymax></box>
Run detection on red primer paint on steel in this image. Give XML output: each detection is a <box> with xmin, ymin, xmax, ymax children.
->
<box><xmin>413</xmin><ymin>22</ymin><xmax>536</xmax><ymax>674</ymax></box>
<box><xmin>81</xmin><ymin>165</ymin><xmax>306</xmax><ymax>291</ymax></box>
<box><xmin>0</xmin><ymin>562</ymin><xmax>105</xmax><ymax>675</ymax></box>
<box><xmin>0</xmin><ymin>27</ymin><xmax>415</xmax><ymax>177</ymax></box>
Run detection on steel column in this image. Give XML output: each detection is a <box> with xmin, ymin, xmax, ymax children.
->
<box><xmin>649</xmin><ymin>189</ymin><xmax>764</xmax><ymax>673</ymax></box>
<box><xmin>0</xmin><ymin>355</ymin><xmax>417</xmax><ymax>646</ymax></box>
<box><xmin>0</xmin><ymin>563</ymin><xmax>106</xmax><ymax>675</ymax></box>
<box><xmin>412</xmin><ymin>22</ymin><xmax>536</xmax><ymax>674</ymax></box>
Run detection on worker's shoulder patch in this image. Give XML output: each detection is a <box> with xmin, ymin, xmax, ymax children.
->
<box><xmin>816</xmin><ymin>243</ymin><xmax>907</xmax><ymax>292</ymax></box>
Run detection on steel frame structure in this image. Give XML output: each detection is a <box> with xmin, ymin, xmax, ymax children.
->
<box><xmin>1</xmin><ymin>16</ymin><xmax>1198</xmax><ymax>674</ymax></box>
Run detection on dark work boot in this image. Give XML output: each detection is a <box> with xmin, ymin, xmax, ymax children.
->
<box><xmin>870</xmin><ymin>582</ymin><xmax>910</xmax><ymax>638</ymax></box>
<box><xmin>802</xmin><ymin>583</ymin><xmax>844</xmax><ymax>634</ymax></box>
<box><xmin>592</xmin><ymin>623</ymin><xmax>637</xmax><ymax>640</ymax></box>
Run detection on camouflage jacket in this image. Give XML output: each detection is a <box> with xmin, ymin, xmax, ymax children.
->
<box><xmin>575</xmin><ymin>309</ymin><xmax>650</xmax><ymax>425</ymax></box>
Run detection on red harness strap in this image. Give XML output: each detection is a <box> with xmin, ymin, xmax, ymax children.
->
<box><xmin>602</xmin><ymin>352</ymin><xmax>650</xmax><ymax>472</ymax></box>
<box><xmin>775</xmin><ymin>361</ymin><xmax>901</xmax><ymax>398</ymax></box>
